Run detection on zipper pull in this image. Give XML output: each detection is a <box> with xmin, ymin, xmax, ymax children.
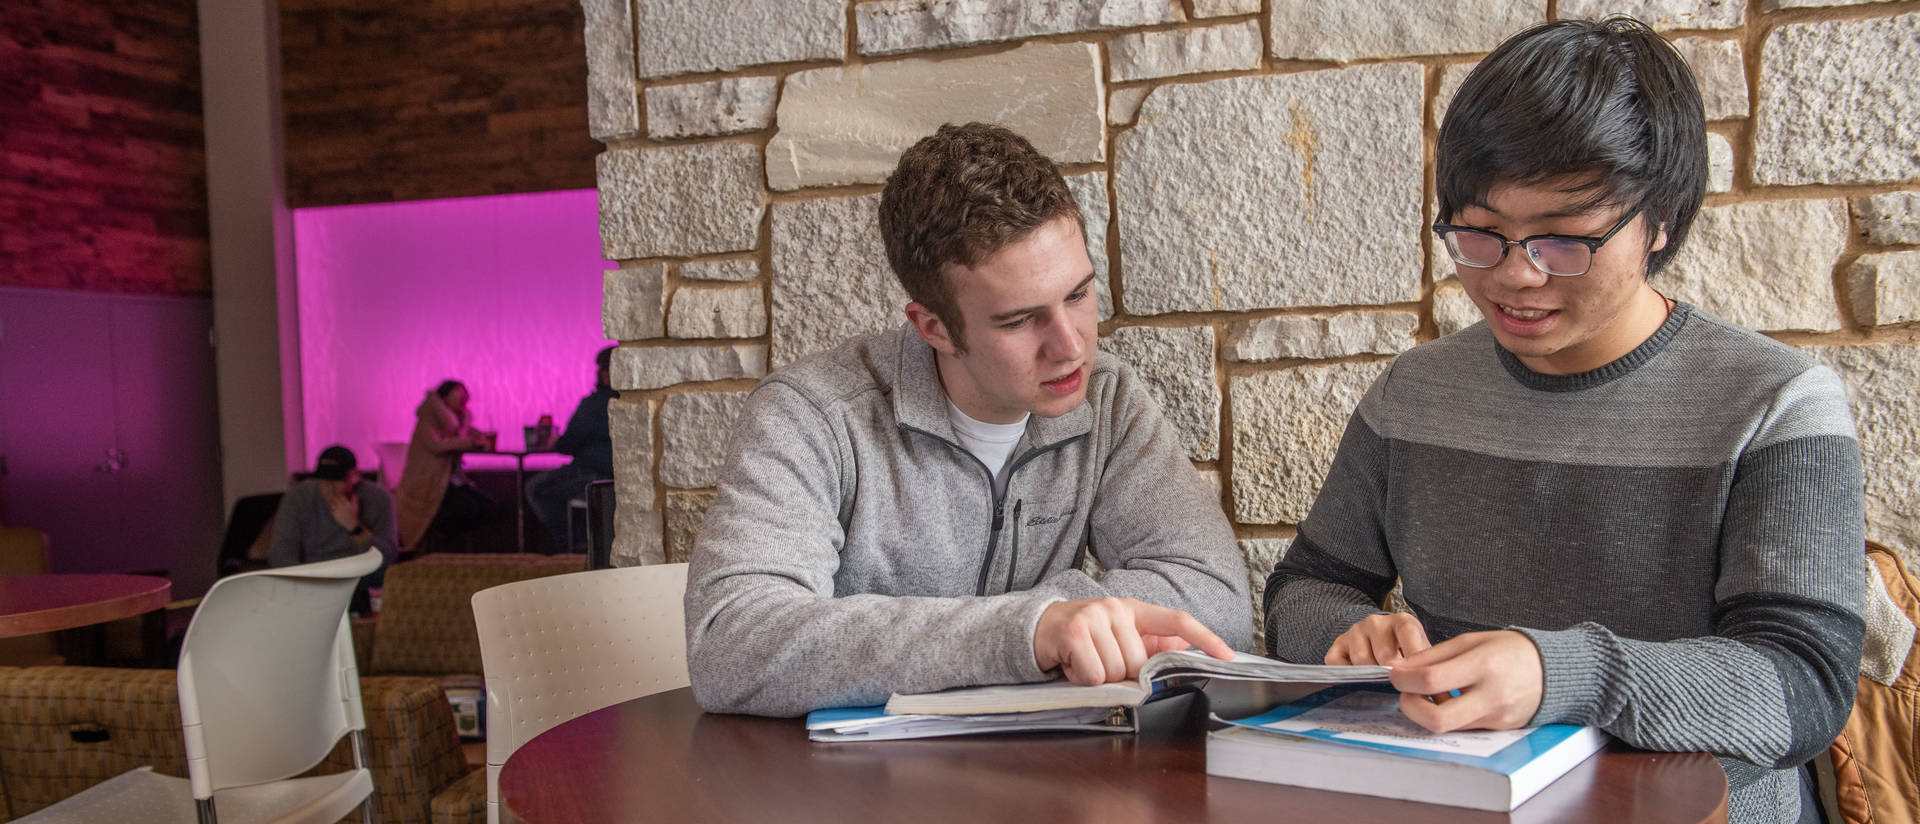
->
<box><xmin>991</xmin><ymin>500</ymin><xmax>1005</xmax><ymax>532</ymax></box>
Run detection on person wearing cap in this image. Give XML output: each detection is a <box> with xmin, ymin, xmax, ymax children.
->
<box><xmin>270</xmin><ymin>444</ymin><xmax>400</xmax><ymax>614</ymax></box>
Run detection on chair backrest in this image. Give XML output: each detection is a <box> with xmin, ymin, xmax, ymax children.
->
<box><xmin>175</xmin><ymin>548</ymin><xmax>382</xmax><ymax>800</ymax></box>
<box><xmin>584</xmin><ymin>479</ymin><xmax>615</xmax><ymax>570</ymax></box>
<box><xmin>0</xmin><ymin>527</ymin><xmax>49</xmax><ymax>575</ymax></box>
<box><xmin>370</xmin><ymin>553</ymin><xmax>586</xmax><ymax>676</ymax></box>
<box><xmin>472</xmin><ymin>563</ymin><xmax>689</xmax><ymax>823</ymax></box>
<box><xmin>0</xmin><ymin>528</ymin><xmax>60</xmax><ymax>666</ymax></box>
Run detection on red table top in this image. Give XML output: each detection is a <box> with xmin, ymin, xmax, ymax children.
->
<box><xmin>500</xmin><ymin>684</ymin><xmax>1728</xmax><ymax>824</ymax></box>
<box><xmin>0</xmin><ymin>574</ymin><xmax>170</xmax><ymax>638</ymax></box>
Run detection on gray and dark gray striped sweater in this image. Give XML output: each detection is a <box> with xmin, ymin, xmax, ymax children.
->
<box><xmin>1265</xmin><ymin>303</ymin><xmax>1864</xmax><ymax>824</ymax></box>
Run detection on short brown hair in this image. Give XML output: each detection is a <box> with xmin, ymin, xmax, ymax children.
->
<box><xmin>879</xmin><ymin>122</ymin><xmax>1082</xmax><ymax>350</ymax></box>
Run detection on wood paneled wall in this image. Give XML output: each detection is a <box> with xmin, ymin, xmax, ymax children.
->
<box><xmin>279</xmin><ymin>0</ymin><xmax>600</xmax><ymax>208</ymax></box>
<box><xmin>0</xmin><ymin>0</ymin><xmax>209</xmax><ymax>296</ymax></box>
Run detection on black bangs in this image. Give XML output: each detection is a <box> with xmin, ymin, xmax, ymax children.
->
<box><xmin>1437</xmin><ymin>17</ymin><xmax>1707</xmax><ymax>275</ymax></box>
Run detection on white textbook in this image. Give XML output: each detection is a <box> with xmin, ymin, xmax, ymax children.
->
<box><xmin>883</xmin><ymin>650</ymin><xmax>1388</xmax><ymax>716</ymax></box>
<box><xmin>1208</xmin><ymin>684</ymin><xmax>1609</xmax><ymax>811</ymax></box>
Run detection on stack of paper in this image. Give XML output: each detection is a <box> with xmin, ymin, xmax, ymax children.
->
<box><xmin>806</xmin><ymin>704</ymin><xmax>1132</xmax><ymax>742</ymax></box>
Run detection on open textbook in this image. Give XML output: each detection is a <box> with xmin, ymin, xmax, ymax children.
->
<box><xmin>806</xmin><ymin>650</ymin><xmax>1388</xmax><ymax>741</ymax></box>
<box><xmin>1208</xmin><ymin>684</ymin><xmax>1608</xmax><ymax>811</ymax></box>
<box><xmin>885</xmin><ymin>649</ymin><xmax>1389</xmax><ymax>715</ymax></box>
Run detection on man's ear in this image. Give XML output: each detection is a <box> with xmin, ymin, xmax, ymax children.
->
<box><xmin>1650</xmin><ymin>221</ymin><xmax>1669</xmax><ymax>253</ymax></box>
<box><xmin>906</xmin><ymin>302</ymin><xmax>959</xmax><ymax>356</ymax></box>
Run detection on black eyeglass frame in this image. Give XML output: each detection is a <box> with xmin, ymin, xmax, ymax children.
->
<box><xmin>1431</xmin><ymin>211</ymin><xmax>1638</xmax><ymax>277</ymax></box>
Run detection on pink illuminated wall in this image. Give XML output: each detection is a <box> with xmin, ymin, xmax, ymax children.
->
<box><xmin>293</xmin><ymin>189</ymin><xmax>614</xmax><ymax>472</ymax></box>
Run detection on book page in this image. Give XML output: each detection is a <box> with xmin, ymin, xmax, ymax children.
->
<box><xmin>1265</xmin><ymin>690</ymin><xmax>1529</xmax><ymax>758</ymax></box>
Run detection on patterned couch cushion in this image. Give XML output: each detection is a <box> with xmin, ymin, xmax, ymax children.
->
<box><xmin>0</xmin><ymin>666</ymin><xmax>183</xmax><ymax>817</ymax></box>
<box><xmin>0</xmin><ymin>667</ymin><xmax>473</xmax><ymax>823</ymax></box>
<box><xmin>367</xmin><ymin>554</ymin><xmax>585</xmax><ymax>677</ymax></box>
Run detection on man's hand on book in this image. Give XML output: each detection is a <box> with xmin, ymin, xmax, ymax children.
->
<box><xmin>1386</xmin><ymin>630</ymin><xmax>1544</xmax><ymax>733</ymax></box>
<box><xmin>1033</xmin><ymin>597</ymin><xmax>1234</xmax><ymax>687</ymax></box>
<box><xmin>1326</xmin><ymin>612</ymin><xmax>1431</xmax><ymax>666</ymax></box>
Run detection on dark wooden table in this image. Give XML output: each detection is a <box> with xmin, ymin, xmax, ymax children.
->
<box><xmin>499</xmin><ymin>683</ymin><xmax>1728</xmax><ymax>824</ymax></box>
<box><xmin>0</xmin><ymin>574</ymin><xmax>170</xmax><ymax>638</ymax></box>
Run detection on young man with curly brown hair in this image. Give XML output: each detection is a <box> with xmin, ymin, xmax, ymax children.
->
<box><xmin>685</xmin><ymin>122</ymin><xmax>1250</xmax><ymax>717</ymax></box>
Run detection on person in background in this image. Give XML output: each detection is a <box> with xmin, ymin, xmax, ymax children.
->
<box><xmin>526</xmin><ymin>345</ymin><xmax>617</xmax><ymax>552</ymax></box>
<box><xmin>270</xmin><ymin>444</ymin><xmax>398</xmax><ymax>614</ymax></box>
<box><xmin>396</xmin><ymin>379</ymin><xmax>494</xmax><ymax>552</ymax></box>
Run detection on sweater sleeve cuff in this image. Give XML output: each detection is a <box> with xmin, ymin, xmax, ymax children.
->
<box><xmin>1002</xmin><ymin>593</ymin><xmax>1066</xmax><ymax>683</ymax></box>
<box><xmin>1514</xmin><ymin>624</ymin><xmax>1608</xmax><ymax>727</ymax></box>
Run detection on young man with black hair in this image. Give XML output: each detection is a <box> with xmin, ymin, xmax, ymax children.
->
<box><xmin>1263</xmin><ymin>18</ymin><xmax>1862</xmax><ymax>824</ymax></box>
<box><xmin>685</xmin><ymin>122</ymin><xmax>1249</xmax><ymax>718</ymax></box>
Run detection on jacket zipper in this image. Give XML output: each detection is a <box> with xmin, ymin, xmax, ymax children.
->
<box><xmin>899</xmin><ymin>425</ymin><xmax>1089</xmax><ymax>596</ymax></box>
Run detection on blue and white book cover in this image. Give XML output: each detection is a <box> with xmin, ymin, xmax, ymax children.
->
<box><xmin>1218</xmin><ymin>684</ymin><xmax>1597</xmax><ymax>775</ymax></box>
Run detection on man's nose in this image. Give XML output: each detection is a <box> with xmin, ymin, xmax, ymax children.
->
<box><xmin>1042</xmin><ymin>314</ymin><xmax>1084</xmax><ymax>362</ymax></box>
<box><xmin>1491</xmin><ymin>244</ymin><xmax>1551</xmax><ymax>289</ymax></box>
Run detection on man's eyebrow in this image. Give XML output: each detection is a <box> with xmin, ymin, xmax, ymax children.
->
<box><xmin>988</xmin><ymin>273</ymin><xmax>1098</xmax><ymax>322</ymax></box>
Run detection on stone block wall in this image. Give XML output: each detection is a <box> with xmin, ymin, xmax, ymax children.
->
<box><xmin>584</xmin><ymin>1</ymin><xmax>1920</xmax><ymax>636</ymax></box>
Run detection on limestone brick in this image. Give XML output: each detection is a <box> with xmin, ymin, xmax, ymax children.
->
<box><xmin>1109</xmin><ymin>20</ymin><xmax>1262</xmax><ymax>82</ymax></box>
<box><xmin>668</xmin><ymin>285</ymin><xmax>767</xmax><ymax>339</ymax></box>
<box><xmin>1064</xmin><ymin>171</ymin><xmax>1114</xmax><ymax>321</ymax></box>
<box><xmin>770</xmin><ymin>193</ymin><xmax>904</xmax><ymax>366</ymax></box>
<box><xmin>1850</xmin><ymin>252</ymin><xmax>1920</xmax><ymax>327</ymax></box>
<box><xmin>611</xmin><ymin>344</ymin><xmax>767</xmax><ymax>391</ymax></box>
<box><xmin>1660</xmin><ymin>199</ymin><xmax>1848</xmax><ymax>332</ymax></box>
<box><xmin>1226</xmin><ymin>312</ymin><xmax>1418</xmax><ymax>362</ymax></box>
<box><xmin>1671</xmin><ymin>37</ymin><xmax>1747</xmax><ymax>121</ymax></box>
<box><xmin>1433</xmin><ymin>278</ymin><xmax>1483</xmax><ymax>337</ymax></box>
<box><xmin>1707</xmin><ymin>133</ymin><xmax>1734</xmax><ymax>194</ymax></box>
<box><xmin>856</xmin><ymin>0</ymin><xmax>1184</xmax><ymax>55</ymax></box>
<box><xmin>582</xmin><ymin>0</ymin><xmax>639</xmax><ymax>140</ymax></box>
<box><xmin>608</xmin><ymin>398</ymin><xmax>662</xmax><ymax>566</ymax></box>
<box><xmin>636</xmin><ymin>0</ymin><xmax>844</xmax><ymax>78</ymax></box>
<box><xmin>1268</xmin><ymin>0</ymin><xmax>1539</xmax><ymax>61</ymax></box>
<box><xmin>666</xmin><ymin>489</ymin><xmax>718</xmax><ymax>565</ymax></box>
<box><xmin>1856</xmin><ymin>193</ymin><xmax>1920</xmax><ymax>246</ymax></box>
<box><xmin>1109</xmin><ymin>87</ymin><xmax>1150</xmax><ymax>125</ymax></box>
<box><xmin>604</xmin><ymin>264</ymin><xmax>667</xmax><ymax>340</ymax></box>
<box><xmin>598</xmin><ymin>144</ymin><xmax>762</xmax><ymax>259</ymax></box>
<box><xmin>766</xmin><ymin>42</ymin><xmax>1104</xmax><ymax>191</ymax></box>
<box><xmin>682</xmin><ymin>259</ymin><xmax>761</xmax><ymax>282</ymax></box>
<box><xmin>645</xmin><ymin>77</ymin><xmax>779</xmax><ymax>139</ymax></box>
<box><xmin>1755</xmin><ymin>13</ymin><xmax>1920</xmax><ymax>186</ymax></box>
<box><xmin>1230</xmin><ymin>361</ymin><xmax>1389</xmax><ymax>524</ymax></box>
<box><xmin>1557</xmin><ymin>0</ymin><xmax>1743</xmax><ymax>30</ymax></box>
<box><xmin>1100</xmin><ymin>326</ymin><xmax>1220</xmax><ymax>461</ymax></box>
<box><xmin>1115</xmin><ymin>64</ymin><xmax>1424</xmax><ymax>314</ymax></box>
<box><xmin>660</xmin><ymin>391</ymin><xmax>751</xmax><ymax>488</ymax></box>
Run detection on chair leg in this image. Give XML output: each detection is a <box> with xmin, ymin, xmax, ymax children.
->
<box><xmin>351</xmin><ymin>729</ymin><xmax>383</xmax><ymax>824</ymax></box>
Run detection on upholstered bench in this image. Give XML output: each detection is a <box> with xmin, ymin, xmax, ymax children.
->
<box><xmin>0</xmin><ymin>666</ymin><xmax>473</xmax><ymax>823</ymax></box>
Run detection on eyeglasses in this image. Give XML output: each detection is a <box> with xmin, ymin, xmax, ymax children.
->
<box><xmin>1432</xmin><ymin>211</ymin><xmax>1637</xmax><ymax>277</ymax></box>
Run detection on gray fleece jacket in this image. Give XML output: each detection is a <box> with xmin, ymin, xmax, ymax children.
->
<box><xmin>685</xmin><ymin>325</ymin><xmax>1252</xmax><ymax>717</ymax></box>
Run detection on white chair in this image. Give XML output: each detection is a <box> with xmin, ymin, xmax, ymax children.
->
<box><xmin>17</xmin><ymin>548</ymin><xmax>385</xmax><ymax>824</ymax></box>
<box><xmin>471</xmin><ymin>563</ymin><xmax>689</xmax><ymax>824</ymax></box>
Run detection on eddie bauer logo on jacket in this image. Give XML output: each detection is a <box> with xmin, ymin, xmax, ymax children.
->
<box><xmin>1025</xmin><ymin>511</ymin><xmax>1070</xmax><ymax>528</ymax></box>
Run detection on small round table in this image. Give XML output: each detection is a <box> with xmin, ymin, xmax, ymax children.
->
<box><xmin>499</xmin><ymin>685</ymin><xmax>1729</xmax><ymax>824</ymax></box>
<box><xmin>0</xmin><ymin>574</ymin><xmax>170</xmax><ymax>638</ymax></box>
